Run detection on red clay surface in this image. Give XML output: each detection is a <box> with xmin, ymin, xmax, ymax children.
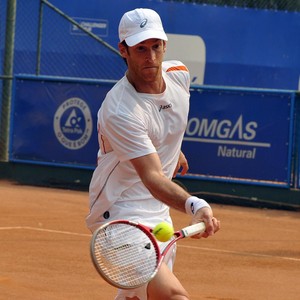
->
<box><xmin>0</xmin><ymin>179</ymin><xmax>300</xmax><ymax>300</ymax></box>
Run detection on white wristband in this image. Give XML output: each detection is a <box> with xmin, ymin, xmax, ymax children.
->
<box><xmin>185</xmin><ymin>196</ymin><xmax>211</xmax><ymax>215</ymax></box>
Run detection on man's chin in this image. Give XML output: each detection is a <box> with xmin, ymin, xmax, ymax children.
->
<box><xmin>142</xmin><ymin>68</ymin><xmax>159</xmax><ymax>78</ymax></box>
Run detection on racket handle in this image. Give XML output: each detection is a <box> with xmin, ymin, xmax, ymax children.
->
<box><xmin>181</xmin><ymin>222</ymin><xmax>206</xmax><ymax>237</ymax></box>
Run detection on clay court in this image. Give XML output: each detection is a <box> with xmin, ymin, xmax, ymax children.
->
<box><xmin>0</xmin><ymin>179</ymin><xmax>299</xmax><ymax>300</ymax></box>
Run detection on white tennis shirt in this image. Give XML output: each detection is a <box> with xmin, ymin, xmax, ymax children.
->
<box><xmin>86</xmin><ymin>60</ymin><xmax>190</xmax><ymax>231</ymax></box>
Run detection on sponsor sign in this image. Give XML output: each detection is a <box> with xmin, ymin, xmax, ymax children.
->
<box><xmin>70</xmin><ymin>17</ymin><xmax>108</xmax><ymax>37</ymax></box>
<box><xmin>10</xmin><ymin>77</ymin><xmax>295</xmax><ymax>186</ymax></box>
<box><xmin>53</xmin><ymin>97</ymin><xmax>93</xmax><ymax>150</ymax></box>
<box><xmin>165</xmin><ymin>34</ymin><xmax>205</xmax><ymax>85</ymax></box>
<box><xmin>181</xmin><ymin>87</ymin><xmax>295</xmax><ymax>186</ymax></box>
<box><xmin>10</xmin><ymin>76</ymin><xmax>112</xmax><ymax>167</ymax></box>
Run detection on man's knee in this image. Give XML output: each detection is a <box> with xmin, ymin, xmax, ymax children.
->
<box><xmin>147</xmin><ymin>263</ymin><xmax>190</xmax><ymax>300</ymax></box>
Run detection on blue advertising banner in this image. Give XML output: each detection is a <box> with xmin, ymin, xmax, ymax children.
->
<box><xmin>181</xmin><ymin>86</ymin><xmax>295</xmax><ymax>186</ymax></box>
<box><xmin>10</xmin><ymin>76</ymin><xmax>112</xmax><ymax>167</ymax></box>
<box><xmin>10</xmin><ymin>76</ymin><xmax>295</xmax><ymax>186</ymax></box>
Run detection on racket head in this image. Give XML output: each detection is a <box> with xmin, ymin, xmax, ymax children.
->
<box><xmin>90</xmin><ymin>220</ymin><xmax>160</xmax><ymax>289</ymax></box>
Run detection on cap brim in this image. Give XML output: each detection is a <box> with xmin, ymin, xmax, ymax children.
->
<box><xmin>125</xmin><ymin>30</ymin><xmax>168</xmax><ymax>47</ymax></box>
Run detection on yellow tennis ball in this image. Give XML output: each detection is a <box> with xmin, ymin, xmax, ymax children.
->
<box><xmin>153</xmin><ymin>222</ymin><xmax>174</xmax><ymax>242</ymax></box>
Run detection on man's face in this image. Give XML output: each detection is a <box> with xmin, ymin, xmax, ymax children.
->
<box><xmin>119</xmin><ymin>39</ymin><xmax>166</xmax><ymax>83</ymax></box>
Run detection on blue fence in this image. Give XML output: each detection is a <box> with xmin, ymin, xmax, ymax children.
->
<box><xmin>2</xmin><ymin>0</ymin><xmax>300</xmax><ymax>196</ymax></box>
<box><xmin>3</xmin><ymin>0</ymin><xmax>299</xmax><ymax>89</ymax></box>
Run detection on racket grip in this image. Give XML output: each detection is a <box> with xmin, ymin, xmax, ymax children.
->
<box><xmin>182</xmin><ymin>222</ymin><xmax>206</xmax><ymax>237</ymax></box>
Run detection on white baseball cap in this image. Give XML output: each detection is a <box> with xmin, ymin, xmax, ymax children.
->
<box><xmin>118</xmin><ymin>8</ymin><xmax>168</xmax><ymax>47</ymax></box>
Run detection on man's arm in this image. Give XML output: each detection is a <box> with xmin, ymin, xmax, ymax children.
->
<box><xmin>130</xmin><ymin>152</ymin><xmax>220</xmax><ymax>236</ymax></box>
<box><xmin>131</xmin><ymin>152</ymin><xmax>190</xmax><ymax>212</ymax></box>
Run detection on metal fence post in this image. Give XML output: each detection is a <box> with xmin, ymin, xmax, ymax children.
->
<box><xmin>36</xmin><ymin>0</ymin><xmax>44</xmax><ymax>76</ymax></box>
<box><xmin>0</xmin><ymin>0</ymin><xmax>17</xmax><ymax>161</ymax></box>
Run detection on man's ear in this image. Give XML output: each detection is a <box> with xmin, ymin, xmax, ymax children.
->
<box><xmin>118</xmin><ymin>42</ymin><xmax>128</xmax><ymax>58</ymax></box>
<box><xmin>163</xmin><ymin>40</ymin><xmax>167</xmax><ymax>53</ymax></box>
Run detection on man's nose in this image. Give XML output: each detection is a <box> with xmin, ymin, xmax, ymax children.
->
<box><xmin>146</xmin><ymin>49</ymin><xmax>156</xmax><ymax>61</ymax></box>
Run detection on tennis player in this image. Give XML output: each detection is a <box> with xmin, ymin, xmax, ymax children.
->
<box><xmin>86</xmin><ymin>8</ymin><xmax>220</xmax><ymax>300</ymax></box>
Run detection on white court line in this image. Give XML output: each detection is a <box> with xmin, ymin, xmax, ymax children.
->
<box><xmin>1</xmin><ymin>226</ymin><xmax>300</xmax><ymax>262</ymax></box>
<box><xmin>179</xmin><ymin>244</ymin><xmax>300</xmax><ymax>262</ymax></box>
<box><xmin>0</xmin><ymin>226</ymin><xmax>91</xmax><ymax>237</ymax></box>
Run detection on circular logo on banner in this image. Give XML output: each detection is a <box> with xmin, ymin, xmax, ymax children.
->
<box><xmin>53</xmin><ymin>97</ymin><xmax>93</xmax><ymax>150</ymax></box>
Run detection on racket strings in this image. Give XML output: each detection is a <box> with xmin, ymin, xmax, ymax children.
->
<box><xmin>92</xmin><ymin>223</ymin><xmax>159</xmax><ymax>288</ymax></box>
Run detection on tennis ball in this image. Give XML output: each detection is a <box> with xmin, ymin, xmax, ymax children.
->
<box><xmin>153</xmin><ymin>222</ymin><xmax>174</xmax><ymax>242</ymax></box>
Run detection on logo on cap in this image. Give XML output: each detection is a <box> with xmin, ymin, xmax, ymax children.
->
<box><xmin>140</xmin><ymin>18</ymin><xmax>148</xmax><ymax>28</ymax></box>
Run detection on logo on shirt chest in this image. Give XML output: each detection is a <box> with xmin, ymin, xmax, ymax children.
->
<box><xmin>159</xmin><ymin>103</ymin><xmax>172</xmax><ymax>112</ymax></box>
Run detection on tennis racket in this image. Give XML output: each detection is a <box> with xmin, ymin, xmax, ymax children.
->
<box><xmin>90</xmin><ymin>219</ymin><xmax>206</xmax><ymax>289</ymax></box>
